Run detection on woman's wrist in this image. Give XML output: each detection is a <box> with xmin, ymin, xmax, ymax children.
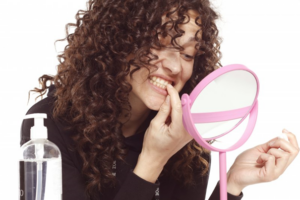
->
<box><xmin>227</xmin><ymin>171</ymin><xmax>244</xmax><ymax>196</ymax></box>
<box><xmin>133</xmin><ymin>153</ymin><xmax>165</xmax><ymax>183</ymax></box>
<box><xmin>227</xmin><ymin>181</ymin><xmax>242</xmax><ymax>196</ymax></box>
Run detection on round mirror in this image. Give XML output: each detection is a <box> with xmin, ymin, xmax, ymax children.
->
<box><xmin>182</xmin><ymin>64</ymin><xmax>259</xmax><ymax>152</ymax></box>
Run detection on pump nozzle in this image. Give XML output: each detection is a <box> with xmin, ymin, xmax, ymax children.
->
<box><xmin>24</xmin><ymin>113</ymin><xmax>48</xmax><ymax>139</ymax></box>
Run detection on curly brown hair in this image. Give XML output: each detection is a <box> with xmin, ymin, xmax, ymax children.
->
<box><xmin>29</xmin><ymin>0</ymin><xmax>222</xmax><ymax>197</ymax></box>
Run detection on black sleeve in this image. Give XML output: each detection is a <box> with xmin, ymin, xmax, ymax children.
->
<box><xmin>209</xmin><ymin>181</ymin><xmax>243</xmax><ymax>200</ymax></box>
<box><xmin>114</xmin><ymin>170</ymin><xmax>160</xmax><ymax>200</ymax></box>
<box><xmin>170</xmin><ymin>153</ymin><xmax>243</xmax><ymax>200</ymax></box>
<box><xmin>20</xmin><ymin>97</ymin><xmax>160</xmax><ymax>200</ymax></box>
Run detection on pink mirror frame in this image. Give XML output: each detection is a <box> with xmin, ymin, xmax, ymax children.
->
<box><xmin>181</xmin><ymin>64</ymin><xmax>260</xmax><ymax>153</ymax></box>
<box><xmin>181</xmin><ymin>64</ymin><xmax>260</xmax><ymax>200</ymax></box>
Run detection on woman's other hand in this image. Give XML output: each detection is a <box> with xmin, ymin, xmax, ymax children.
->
<box><xmin>226</xmin><ymin>129</ymin><xmax>299</xmax><ymax>195</ymax></box>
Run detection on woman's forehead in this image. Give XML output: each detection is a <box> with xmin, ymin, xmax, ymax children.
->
<box><xmin>160</xmin><ymin>9</ymin><xmax>201</xmax><ymax>39</ymax></box>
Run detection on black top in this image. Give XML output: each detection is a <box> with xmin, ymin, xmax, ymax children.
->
<box><xmin>20</xmin><ymin>85</ymin><xmax>243</xmax><ymax>200</ymax></box>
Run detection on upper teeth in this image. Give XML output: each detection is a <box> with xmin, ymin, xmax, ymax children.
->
<box><xmin>149</xmin><ymin>76</ymin><xmax>172</xmax><ymax>89</ymax></box>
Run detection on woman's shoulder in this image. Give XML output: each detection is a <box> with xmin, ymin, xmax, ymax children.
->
<box><xmin>20</xmin><ymin>85</ymin><xmax>74</xmax><ymax>148</ymax></box>
<box><xmin>25</xmin><ymin>93</ymin><xmax>56</xmax><ymax>119</ymax></box>
<box><xmin>23</xmin><ymin>84</ymin><xmax>57</xmax><ymax>120</ymax></box>
<box><xmin>21</xmin><ymin>85</ymin><xmax>83</xmax><ymax>170</ymax></box>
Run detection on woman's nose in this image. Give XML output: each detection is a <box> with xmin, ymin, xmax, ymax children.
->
<box><xmin>162</xmin><ymin>51</ymin><xmax>181</xmax><ymax>74</ymax></box>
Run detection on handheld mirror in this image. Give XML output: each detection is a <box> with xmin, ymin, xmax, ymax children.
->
<box><xmin>181</xmin><ymin>64</ymin><xmax>259</xmax><ymax>200</ymax></box>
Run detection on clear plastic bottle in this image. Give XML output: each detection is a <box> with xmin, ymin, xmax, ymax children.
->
<box><xmin>20</xmin><ymin>113</ymin><xmax>62</xmax><ymax>200</ymax></box>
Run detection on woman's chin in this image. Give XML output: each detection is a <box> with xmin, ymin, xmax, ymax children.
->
<box><xmin>146</xmin><ymin>99</ymin><xmax>165</xmax><ymax>111</ymax></box>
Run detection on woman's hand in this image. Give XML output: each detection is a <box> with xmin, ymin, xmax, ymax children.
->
<box><xmin>133</xmin><ymin>84</ymin><xmax>193</xmax><ymax>183</ymax></box>
<box><xmin>140</xmin><ymin>84</ymin><xmax>193</xmax><ymax>166</ymax></box>
<box><xmin>227</xmin><ymin>129</ymin><xmax>299</xmax><ymax>195</ymax></box>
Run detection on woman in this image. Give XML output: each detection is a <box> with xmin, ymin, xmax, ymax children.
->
<box><xmin>21</xmin><ymin>0</ymin><xmax>299</xmax><ymax>200</ymax></box>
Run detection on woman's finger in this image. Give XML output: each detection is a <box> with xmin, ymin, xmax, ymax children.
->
<box><xmin>269</xmin><ymin>138</ymin><xmax>299</xmax><ymax>155</ymax></box>
<box><xmin>166</xmin><ymin>84</ymin><xmax>182</xmax><ymax>125</ymax></box>
<box><xmin>256</xmin><ymin>153</ymin><xmax>277</xmax><ymax>182</ymax></box>
<box><xmin>266</xmin><ymin>148</ymin><xmax>289</xmax><ymax>173</ymax></box>
<box><xmin>282</xmin><ymin>129</ymin><xmax>299</xmax><ymax>150</ymax></box>
<box><xmin>152</xmin><ymin>95</ymin><xmax>171</xmax><ymax>126</ymax></box>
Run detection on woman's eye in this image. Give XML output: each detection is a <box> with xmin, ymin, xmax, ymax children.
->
<box><xmin>182</xmin><ymin>54</ymin><xmax>194</xmax><ymax>61</ymax></box>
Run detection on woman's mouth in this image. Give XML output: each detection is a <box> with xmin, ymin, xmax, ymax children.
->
<box><xmin>149</xmin><ymin>76</ymin><xmax>173</xmax><ymax>90</ymax></box>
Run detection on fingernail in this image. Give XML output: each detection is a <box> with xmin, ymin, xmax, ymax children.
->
<box><xmin>283</xmin><ymin>129</ymin><xmax>289</xmax><ymax>133</ymax></box>
<box><xmin>278</xmin><ymin>133</ymin><xmax>289</xmax><ymax>142</ymax></box>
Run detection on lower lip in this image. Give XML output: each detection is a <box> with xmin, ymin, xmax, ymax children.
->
<box><xmin>148</xmin><ymin>79</ymin><xmax>168</xmax><ymax>96</ymax></box>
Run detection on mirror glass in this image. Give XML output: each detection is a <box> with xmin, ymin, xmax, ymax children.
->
<box><xmin>190</xmin><ymin>70</ymin><xmax>257</xmax><ymax>143</ymax></box>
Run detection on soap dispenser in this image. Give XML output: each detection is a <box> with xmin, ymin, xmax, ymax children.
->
<box><xmin>19</xmin><ymin>113</ymin><xmax>62</xmax><ymax>200</ymax></box>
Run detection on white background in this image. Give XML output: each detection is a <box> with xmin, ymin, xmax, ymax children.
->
<box><xmin>0</xmin><ymin>0</ymin><xmax>299</xmax><ymax>199</ymax></box>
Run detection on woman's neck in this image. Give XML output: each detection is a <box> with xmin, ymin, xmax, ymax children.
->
<box><xmin>119</xmin><ymin>94</ymin><xmax>151</xmax><ymax>138</ymax></box>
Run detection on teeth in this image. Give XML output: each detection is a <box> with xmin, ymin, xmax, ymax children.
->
<box><xmin>149</xmin><ymin>76</ymin><xmax>172</xmax><ymax>90</ymax></box>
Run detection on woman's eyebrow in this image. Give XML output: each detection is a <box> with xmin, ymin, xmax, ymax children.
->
<box><xmin>187</xmin><ymin>37</ymin><xmax>196</xmax><ymax>43</ymax></box>
<box><xmin>181</xmin><ymin>37</ymin><xmax>197</xmax><ymax>47</ymax></box>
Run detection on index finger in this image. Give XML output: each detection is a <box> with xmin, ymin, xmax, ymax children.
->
<box><xmin>166</xmin><ymin>84</ymin><xmax>182</xmax><ymax>123</ymax></box>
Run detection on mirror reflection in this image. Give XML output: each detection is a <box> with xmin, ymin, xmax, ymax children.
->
<box><xmin>191</xmin><ymin>70</ymin><xmax>257</xmax><ymax>140</ymax></box>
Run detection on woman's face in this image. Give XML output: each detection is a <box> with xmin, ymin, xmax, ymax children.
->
<box><xmin>127</xmin><ymin>10</ymin><xmax>200</xmax><ymax>111</ymax></box>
